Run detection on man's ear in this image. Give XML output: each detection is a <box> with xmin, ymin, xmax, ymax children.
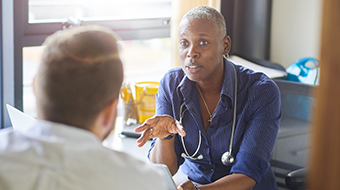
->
<box><xmin>223</xmin><ymin>36</ymin><xmax>232</xmax><ymax>55</ymax></box>
<box><xmin>102</xmin><ymin>98</ymin><xmax>119</xmax><ymax>128</ymax></box>
<box><xmin>90</xmin><ymin>98</ymin><xmax>119</xmax><ymax>141</ymax></box>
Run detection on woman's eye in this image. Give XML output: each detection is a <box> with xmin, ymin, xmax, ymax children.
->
<box><xmin>199</xmin><ymin>41</ymin><xmax>208</xmax><ymax>46</ymax></box>
<box><xmin>180</xmin><ymin>40</ymin><xmax>188</xmax><ymax>46</ymax></box>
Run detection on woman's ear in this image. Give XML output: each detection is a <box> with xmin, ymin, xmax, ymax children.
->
<box><xmin>223</xmin><ymin>36</ymin><xmax>232</xmax><ymax>55</ymax></box>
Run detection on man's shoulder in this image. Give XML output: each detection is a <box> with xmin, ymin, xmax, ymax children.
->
<box><xmin>92</xmin><ymin>149</ymin><xmax>166</xmax><ymax>189</ymax></box>
<box><xmin>0</xmin><ymin>127</ymin><xmax>166</xmax><ymax>189</ymax></box>
<box><xmin>0</xmin><ymin>128</ymin><xmax>15</xmax><ymax>152</ymax></box>
<box><xmin>100</xmin><ymin>148</ymin><xmax>156</xmax><ymax>172</ymax></box>
<box><xmin>0</xmin><ymin>127</ymin><xmax>14</xmax><ymax>136</ymax></box>
<box><xmin>0</xmin><ymin>128</ymin><xmax>32</xmax><ymax>152</ymax></box>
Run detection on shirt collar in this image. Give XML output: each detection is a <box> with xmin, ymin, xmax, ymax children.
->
<box><xmin>177</xmin><ymin>74</ymin><xmax>196</xmax><ymax>103</ymax></box>
<box><xmin>176</xmin><ymin>59</ymin><xmax>237</xmax><ymax>108</ymax></box>
<box><xmin>24</xmin><ymin>120</ymin><xmax>101</xmax><ymax>144</ymax></box>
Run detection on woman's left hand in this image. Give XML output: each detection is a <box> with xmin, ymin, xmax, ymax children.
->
<box><xmin>134</xmin><ymin>115</ymin><xmax>186</xmax><ymax>147</ymax></box>
<box><xmin>178</xmin><ymin>180</ymin><xmax>198</xmax><ymax>190</ymax></box>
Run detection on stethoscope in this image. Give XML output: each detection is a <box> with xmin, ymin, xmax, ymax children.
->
<box><xmin>180</xmin><ymin>63</ymin><xmax>238</xmax><ymax>166</ymax></box>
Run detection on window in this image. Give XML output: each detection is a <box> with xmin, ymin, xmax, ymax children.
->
<box><xmin>23</xmin><ymin>0</ymin><xmax>171</xmax><ymax>46</ymax></box>
<box><xmin>23</xmin><ymin>38</ymin><xmax>171</xmax><ymax>117</ymax></box>
<box><xmin>1</xmin><ymin>0</ymin><xmax>172</xmax><ymax>127</ymax></box>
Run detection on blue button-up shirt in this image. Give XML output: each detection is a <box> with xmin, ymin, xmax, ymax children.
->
<box><xmin>150</xmin><ymin>59</ymin><xmax>281</xmax><ymax>189</ymax></box>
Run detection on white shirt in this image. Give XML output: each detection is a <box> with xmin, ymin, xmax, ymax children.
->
<box><xmin>0</xmin><ymin>120</ymin><xmax>166</xmax><ymax>190</ymax></box>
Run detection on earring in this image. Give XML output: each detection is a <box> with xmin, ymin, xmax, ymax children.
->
<box><xmin>223</xmin><ymin>53</ymin><xmax>229</xmax><ymax>59</ymax></box>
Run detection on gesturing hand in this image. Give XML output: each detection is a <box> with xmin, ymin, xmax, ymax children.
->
<box><xmin>178</xmin><ymin>180</ymin><xmax>198</xmax><ymax>190</ymax></box>
<box><xmin>134</xmin><ymin>115</ymin><xmax>186</xmax><ymax>147</ymax></box>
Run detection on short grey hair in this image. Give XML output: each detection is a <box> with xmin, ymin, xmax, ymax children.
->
<box><xmin>181</xmin><ymin>6</ymin><xmax>227</xmax><ymax>38</ymax></box>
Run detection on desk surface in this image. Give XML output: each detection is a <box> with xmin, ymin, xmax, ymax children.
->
<box><xmin>102</xmin><ymin>117</ymin><xmax>149</xmax><ymax>162</ymax></box>
<box><xmin>102</xmin><ymin>117</ymin><xmax>187</xmax><ymax>186</ymax></box>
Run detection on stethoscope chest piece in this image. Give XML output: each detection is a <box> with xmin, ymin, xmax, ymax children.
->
<box><xmin>221</xmin><ymin>151</ymin><xmax>234</xmax><ymax>165</ymax></box>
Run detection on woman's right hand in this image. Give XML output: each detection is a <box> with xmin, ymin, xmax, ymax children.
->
<box><xmin>134</xmin><ymin>115</ymin><xmax>186</xmax><ymax>147</ymax></box>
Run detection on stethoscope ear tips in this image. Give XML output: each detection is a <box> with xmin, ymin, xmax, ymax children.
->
<box><xmin>221</xmin><ymin>151</ymin><xmax>235</xmax><ymax>165</ymax></box>
<box><xmin>181</xmin><ymin>153</ymin><xmax>187</xmax><ymax>158</ymax></box>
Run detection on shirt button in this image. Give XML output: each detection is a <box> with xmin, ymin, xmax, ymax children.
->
<box><xmin>211</xmin><ymin>169</ymin><xmax>214</xmax><ymax>172</ymax></box>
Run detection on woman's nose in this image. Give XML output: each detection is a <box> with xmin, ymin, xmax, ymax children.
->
<box><xmin>187</xmin><ymin>45</ymin><xmax>200</xmax><ymax>58</ymax></box>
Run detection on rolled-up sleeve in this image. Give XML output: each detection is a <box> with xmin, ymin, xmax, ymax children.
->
<box><xmin>230</xmin><ymin>152</ymin><xmax>269</xmax><ymax>183</ymax></box>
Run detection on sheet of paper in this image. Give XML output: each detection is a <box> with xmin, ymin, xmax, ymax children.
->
<box><xmin>6</xmin><ymin>104</ymin><xmax>36</xmax><ymax>131</ymax></box>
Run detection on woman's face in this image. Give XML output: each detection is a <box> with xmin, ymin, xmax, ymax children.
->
<box><xmin>177</xmin><ymin>18</ymin><xmax>230</xmax><ymax>83</ymax></box>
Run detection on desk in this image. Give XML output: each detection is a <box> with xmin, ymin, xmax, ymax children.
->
<box><xmin>102</xmin><ymin>117</ymin><xmax>187</xmax><ymax>186</ymax></box>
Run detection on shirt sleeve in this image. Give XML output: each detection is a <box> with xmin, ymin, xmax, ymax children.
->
<box><xmin>155</xmin><ymin>71</ymin><xmax>175</xmax><ymax>116</ymax></box>
<box><xmin>148</xmin><ymin>71</ymin><xmax>185</xmax><ymax>167</ymax></box>
<box><xmin>231</xmin><ymin>79</ymin><xmax>281</xmax><ymax>183</ymax></box>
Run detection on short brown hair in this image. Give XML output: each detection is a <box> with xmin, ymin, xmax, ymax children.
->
<box><xmin>35</xmin><ymin>25</ymin><xmax>123</xmax><ymax>129</ymax></box>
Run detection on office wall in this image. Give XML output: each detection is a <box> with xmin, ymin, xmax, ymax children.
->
<box><xmin>270</xmin><ymin>0</ymin><xmax>322</xmax><ymax>68</ymax></box>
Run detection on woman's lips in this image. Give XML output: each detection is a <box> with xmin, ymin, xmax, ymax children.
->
<box><xmin>185</xmin><ymin>65</ymin><xmax>201</xmax><ymax>73</ymax></box>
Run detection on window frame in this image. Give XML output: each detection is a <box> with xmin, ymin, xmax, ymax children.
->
<box><xmin>1</xmin><ymin>0</ymin><xmax>17</xmax><ymax>128</ymax></box>
<box><xmin>23</xmin><ymin>0</ymin><xmax>171</xmax><ymax>46</ymax></box>
<box><xmin>0</xmin><ymin>0</ymin><xmax>3</xmax><ymax>128</ymax></box>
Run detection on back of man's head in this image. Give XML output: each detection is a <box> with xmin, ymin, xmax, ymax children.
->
<box><xmin>35</xmin><ymin>25</ymin><xmax>123</xmax><ymax>129</ymax></box>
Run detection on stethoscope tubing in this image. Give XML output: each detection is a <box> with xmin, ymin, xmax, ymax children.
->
<box><xmin>180</xmin><ymin>63</ymin><xmax>237</xmax><ymax>164</ymax></box>
<box><xmin>228</xmin><ymin>63</ymin><xmax>237</xmax><ymax>158</ymax></box>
